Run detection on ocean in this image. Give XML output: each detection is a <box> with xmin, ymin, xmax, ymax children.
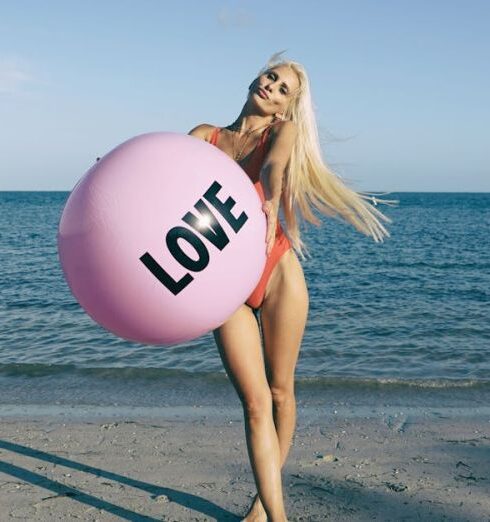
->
<box><xmin>1</xmin><ymin>191</ymin><xmax>489</xmax><ymax>412</ymax></box>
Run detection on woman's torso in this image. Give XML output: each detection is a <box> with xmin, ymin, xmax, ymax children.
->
<box><xmin>207</xmin><ymin>123</ymin><xmax>299</xmax><ymax>306</ymax></box>
<box><xmin>208</xmin><ymin>122</ymin><xmax>292</xmax><ymax>245</ymax></box>
<box><xmin>207</xmin><ymin>124</ymin><xmax>275</xmax><ymax>199</ymax></box>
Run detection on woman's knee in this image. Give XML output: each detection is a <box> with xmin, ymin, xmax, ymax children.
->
<box><xmin>242</xmin><ymin>391</ymin><xmax>273</xmax><ymax>418</ymax></box>
<box><xmin>269</xmin><ymin>384</ymin><xmax>295</xmax><ymax>407</ymax></box>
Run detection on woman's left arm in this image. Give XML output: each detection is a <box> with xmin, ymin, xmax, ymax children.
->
<box><xmin>260</xmin><ymin>120</ymin><xmax>298</xmax><ymax>254</ymax></box>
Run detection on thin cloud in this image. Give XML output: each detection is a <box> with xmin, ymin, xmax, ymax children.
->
<box><xmin>0</xmin><ymin>57</ymin><xmax>34</xmax><ymax>95</ymax></box>
<box><xmin>217</xmin><ymin>6</ymin><xmax>255</xmax><ymax>28</ymax></box>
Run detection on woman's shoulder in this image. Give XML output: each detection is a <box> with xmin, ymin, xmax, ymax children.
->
<box><xmin>187</xmin><ymin>123</ymin><xmax>218</xmax><ymax>142</ymax></box>
<box><xmin>269</xmin><ymin>119</ymin><xmax>297</xmax><ymax>138</ymax></box>
<box><xmin>265</xmin><ymin>120</ymin><xmax>298</xmax><ymax>150</ymax></box>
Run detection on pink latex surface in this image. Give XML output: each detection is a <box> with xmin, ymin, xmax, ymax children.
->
<box><xmin>58</xmin><ymin>132</ymin><xmax>267</xmax><ymax>345</ymax></box>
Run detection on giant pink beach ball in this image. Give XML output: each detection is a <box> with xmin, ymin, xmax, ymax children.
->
<box><xmin>57</xmin><ymin>132</ymin><xmax>267</xmax><ymax>345</ymax></box>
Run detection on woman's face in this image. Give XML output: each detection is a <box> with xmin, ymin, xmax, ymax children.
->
<box><xmin>249</xmin><ymin>65</ymin><xmax>300</xmax><ymax>118</ymax></box>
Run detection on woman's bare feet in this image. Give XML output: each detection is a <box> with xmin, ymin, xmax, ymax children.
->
<box><xmin>241</xmin><ymin>493</ymin><xmax>267</xmax><ymax>522</ymax></box>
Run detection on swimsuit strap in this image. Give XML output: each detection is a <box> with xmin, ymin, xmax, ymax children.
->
<box><xmin>260</xmin><ymin>123</ymin><xmax>274</xmax><ymax>146</ymax></box>
<box><xmin>209</xmin><ymin>127</ymin><xmax>220</xmax><ymax>145</ymax></box>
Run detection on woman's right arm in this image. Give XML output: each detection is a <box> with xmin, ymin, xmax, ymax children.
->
<box><xmin>187</xmin><ymin>123</ymin><xmax>214</xmax><ymax>141</ymax></box>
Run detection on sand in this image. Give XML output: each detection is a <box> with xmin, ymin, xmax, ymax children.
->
<box><xmin>0</xmin><ymin>404</ymin><xmax>489</xmax><ymax>521</ymax></box>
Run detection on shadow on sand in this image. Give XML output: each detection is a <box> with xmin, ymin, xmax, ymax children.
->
<box><xmin>0</xmin><ymin>439</ymin><xmax>240</xmax><ymax>521</ymax></box>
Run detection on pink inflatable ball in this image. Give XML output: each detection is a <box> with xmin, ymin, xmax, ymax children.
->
<box><xmin>57</xmin><ymin>132</ymin><xmax>267</xmax><ymax>345</ymax></box>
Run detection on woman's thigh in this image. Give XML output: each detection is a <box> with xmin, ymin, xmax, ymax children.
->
<box><xmin>213</xmin><ymin>304</ymin><xmax>272</xmax><ymax>410</ymax></box>
<box><xmin>260</xmin><ymin>250</ymin><xmax>309</xmax><ymax>391</ymax></box>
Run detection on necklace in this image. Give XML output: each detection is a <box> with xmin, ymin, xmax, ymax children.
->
<box><xmin>229</xmin><ymin>121</ymin><xmax>273</xmax><ymax>161</ymax></box>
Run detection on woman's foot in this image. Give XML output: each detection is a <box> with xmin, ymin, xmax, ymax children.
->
<box><xmin>241</xmin><ymin>493</ymin><xmax>267</xmax><ymax>522</ymax></box>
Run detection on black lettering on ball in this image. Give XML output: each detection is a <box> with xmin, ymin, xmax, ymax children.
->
<box><xmin>182</xmin><ymin>199</ymin><xmax>229</xmax><ymax>250</ymax></box>
<box><xmin>140</xmin><ymin>180</ymin><xmax>249</xmax><ymax>296</ymax></box>
<box><xmin>139</xmin><ymin>252</ymin><xmax>194</xmax><ymax>296</ymax></box>
<box><xmin>203</xmin><ymin>181</ymin><xmax>248</xmax><ymax>233</ymax></box>
<box><xmin>166</xmin><ymin>226</ymin><xmax>209</xmax><ymax>272</ymax></box>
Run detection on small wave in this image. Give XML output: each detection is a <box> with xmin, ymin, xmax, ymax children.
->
<box><xmin>391</xmin><ymin>261</ymin><xmax>490</xmax><ymax>270</ymax></box>
<box><xmin>0</xmin><ymin>363</ymin><xmax>225</xmax><ymax>381</ymax></box>
<box><xmin>295</xmin><ymin>375</ymin><xmax>490</xmax><ymax>390</ymax></box>
<box><xmin>0</xmin><ymin>363</ymin><xmax>489</xmax><ymax>390</ymax></box>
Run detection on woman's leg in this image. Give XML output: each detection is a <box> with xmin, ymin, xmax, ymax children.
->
<box><xmin>213</xmin><ymin>304</ymin><xmax>288</xmax><ymax>522</ymax></box>
<box><xmin>263</xmin><ymin>250</ymin><xmax>309</xmax><ymax>463</ymax></box>
<box><xmin>244</xmin><ymin>250</ymin><xmax>309</xmax><ymax>520</ymax></box>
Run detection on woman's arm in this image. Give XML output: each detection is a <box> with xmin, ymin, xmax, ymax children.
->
<box><xmin>260</xmin><ymin>120</ymin><xmax>298</xmax><ymax>209</ymax></box>
<box><xmin>260</xmin><ymin>120</ymin><xmax>297</xmax><ymax>254</ymax></box>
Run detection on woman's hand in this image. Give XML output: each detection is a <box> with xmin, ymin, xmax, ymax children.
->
<box><xmin>262</xmin><ymin>199</ymin><xmax>279</xmax><ymax>256</ymax></box>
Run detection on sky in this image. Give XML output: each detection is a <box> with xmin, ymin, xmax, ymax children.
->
<box><xmin>0</xmin><ymin>0</ymin><xmax>488</xmax><ymax>192</ymax></box>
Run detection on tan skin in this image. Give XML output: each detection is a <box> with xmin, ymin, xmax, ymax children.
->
<box><xmin>188</xmin><ymin>65</ymin><xmax>309</xmax><ymax>522</ymax></box>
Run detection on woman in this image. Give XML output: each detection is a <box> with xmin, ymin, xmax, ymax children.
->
<box><xmin>188</xmin><ymin>51</ymin><xmax>395</xmax><ymax>522</ymax></box>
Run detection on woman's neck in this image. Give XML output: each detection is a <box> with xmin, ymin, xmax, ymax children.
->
<box><xmin>228</xmin><ymin>110</ymin><xmax>275</xmax><ymax>136</ymax></box>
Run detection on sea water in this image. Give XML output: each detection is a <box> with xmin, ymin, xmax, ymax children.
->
<box><xmin>1</xmin><ymin>192</ymin><xmax>489</xmax><ymax>410</ymax></box>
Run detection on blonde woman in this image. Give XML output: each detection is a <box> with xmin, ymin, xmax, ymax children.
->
<box><xmin>188</xmin><ymin>51</ymin><xmax>395</xmax><ymax>522</ymax></box>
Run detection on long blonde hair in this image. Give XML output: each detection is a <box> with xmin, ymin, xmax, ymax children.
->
<box><xmin>259</xmin><ymin>51</ymin><xmax>398</xmax><ymax>260</ymax></box>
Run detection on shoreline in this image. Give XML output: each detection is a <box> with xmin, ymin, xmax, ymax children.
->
<box><xmin>2</xmin><ymin>369</ymin><xmax>490</xmax><ymax>411</ymax></box>
<box><xmin>1</xmin><ymin>401</ymin><xmax>490</xmax><ymax>424</ymax></box>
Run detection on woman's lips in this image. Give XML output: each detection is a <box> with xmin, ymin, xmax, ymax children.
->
<box><xmin>257</xmin><ymin>88</ymin><xmax>269</xmax><ymax>99</ymax></box>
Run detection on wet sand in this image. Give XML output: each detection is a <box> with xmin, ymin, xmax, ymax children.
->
<box><xmin>0</xmin><ymin>404</ymin><xmax>489</xmax><ymax>521</ymax></box>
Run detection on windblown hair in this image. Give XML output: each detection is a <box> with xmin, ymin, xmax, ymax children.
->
<box><xmin>258</xmin><ymin>51</ymin><xmax>398</xmax><ymax>260</ymax></box>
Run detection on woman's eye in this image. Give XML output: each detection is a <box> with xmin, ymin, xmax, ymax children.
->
<box><xmin>267</xmin><ymin>72</ymin><xmax>286</xmax><ymax>94</ymax></box>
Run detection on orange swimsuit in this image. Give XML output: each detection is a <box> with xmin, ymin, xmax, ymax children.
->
<box><xmin>209</xmin><ymin>125</ymin><xmax>292</xmax><ymax>310</ymax></box>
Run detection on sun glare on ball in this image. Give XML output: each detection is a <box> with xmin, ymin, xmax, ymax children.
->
<box><xmin>197</xmin><ymin>214</ymin><xmax>211</xmax><ymax>229</ymax></box>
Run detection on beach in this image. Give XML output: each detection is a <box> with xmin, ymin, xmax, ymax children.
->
<box><xmin>1</xmin><ymin>191</ymin><xmax>489</xmax><ymax>520</ymax></box>
<box><xmin>1</xmin><ymin>388</ymin><xmax>489</xmax><ymax>522</ymax></box>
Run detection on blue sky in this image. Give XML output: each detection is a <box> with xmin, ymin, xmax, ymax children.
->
<box><xmin>0</xmin><ymin>0</ymin><xmax>488</xmax><ymax>191</ymax></box>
